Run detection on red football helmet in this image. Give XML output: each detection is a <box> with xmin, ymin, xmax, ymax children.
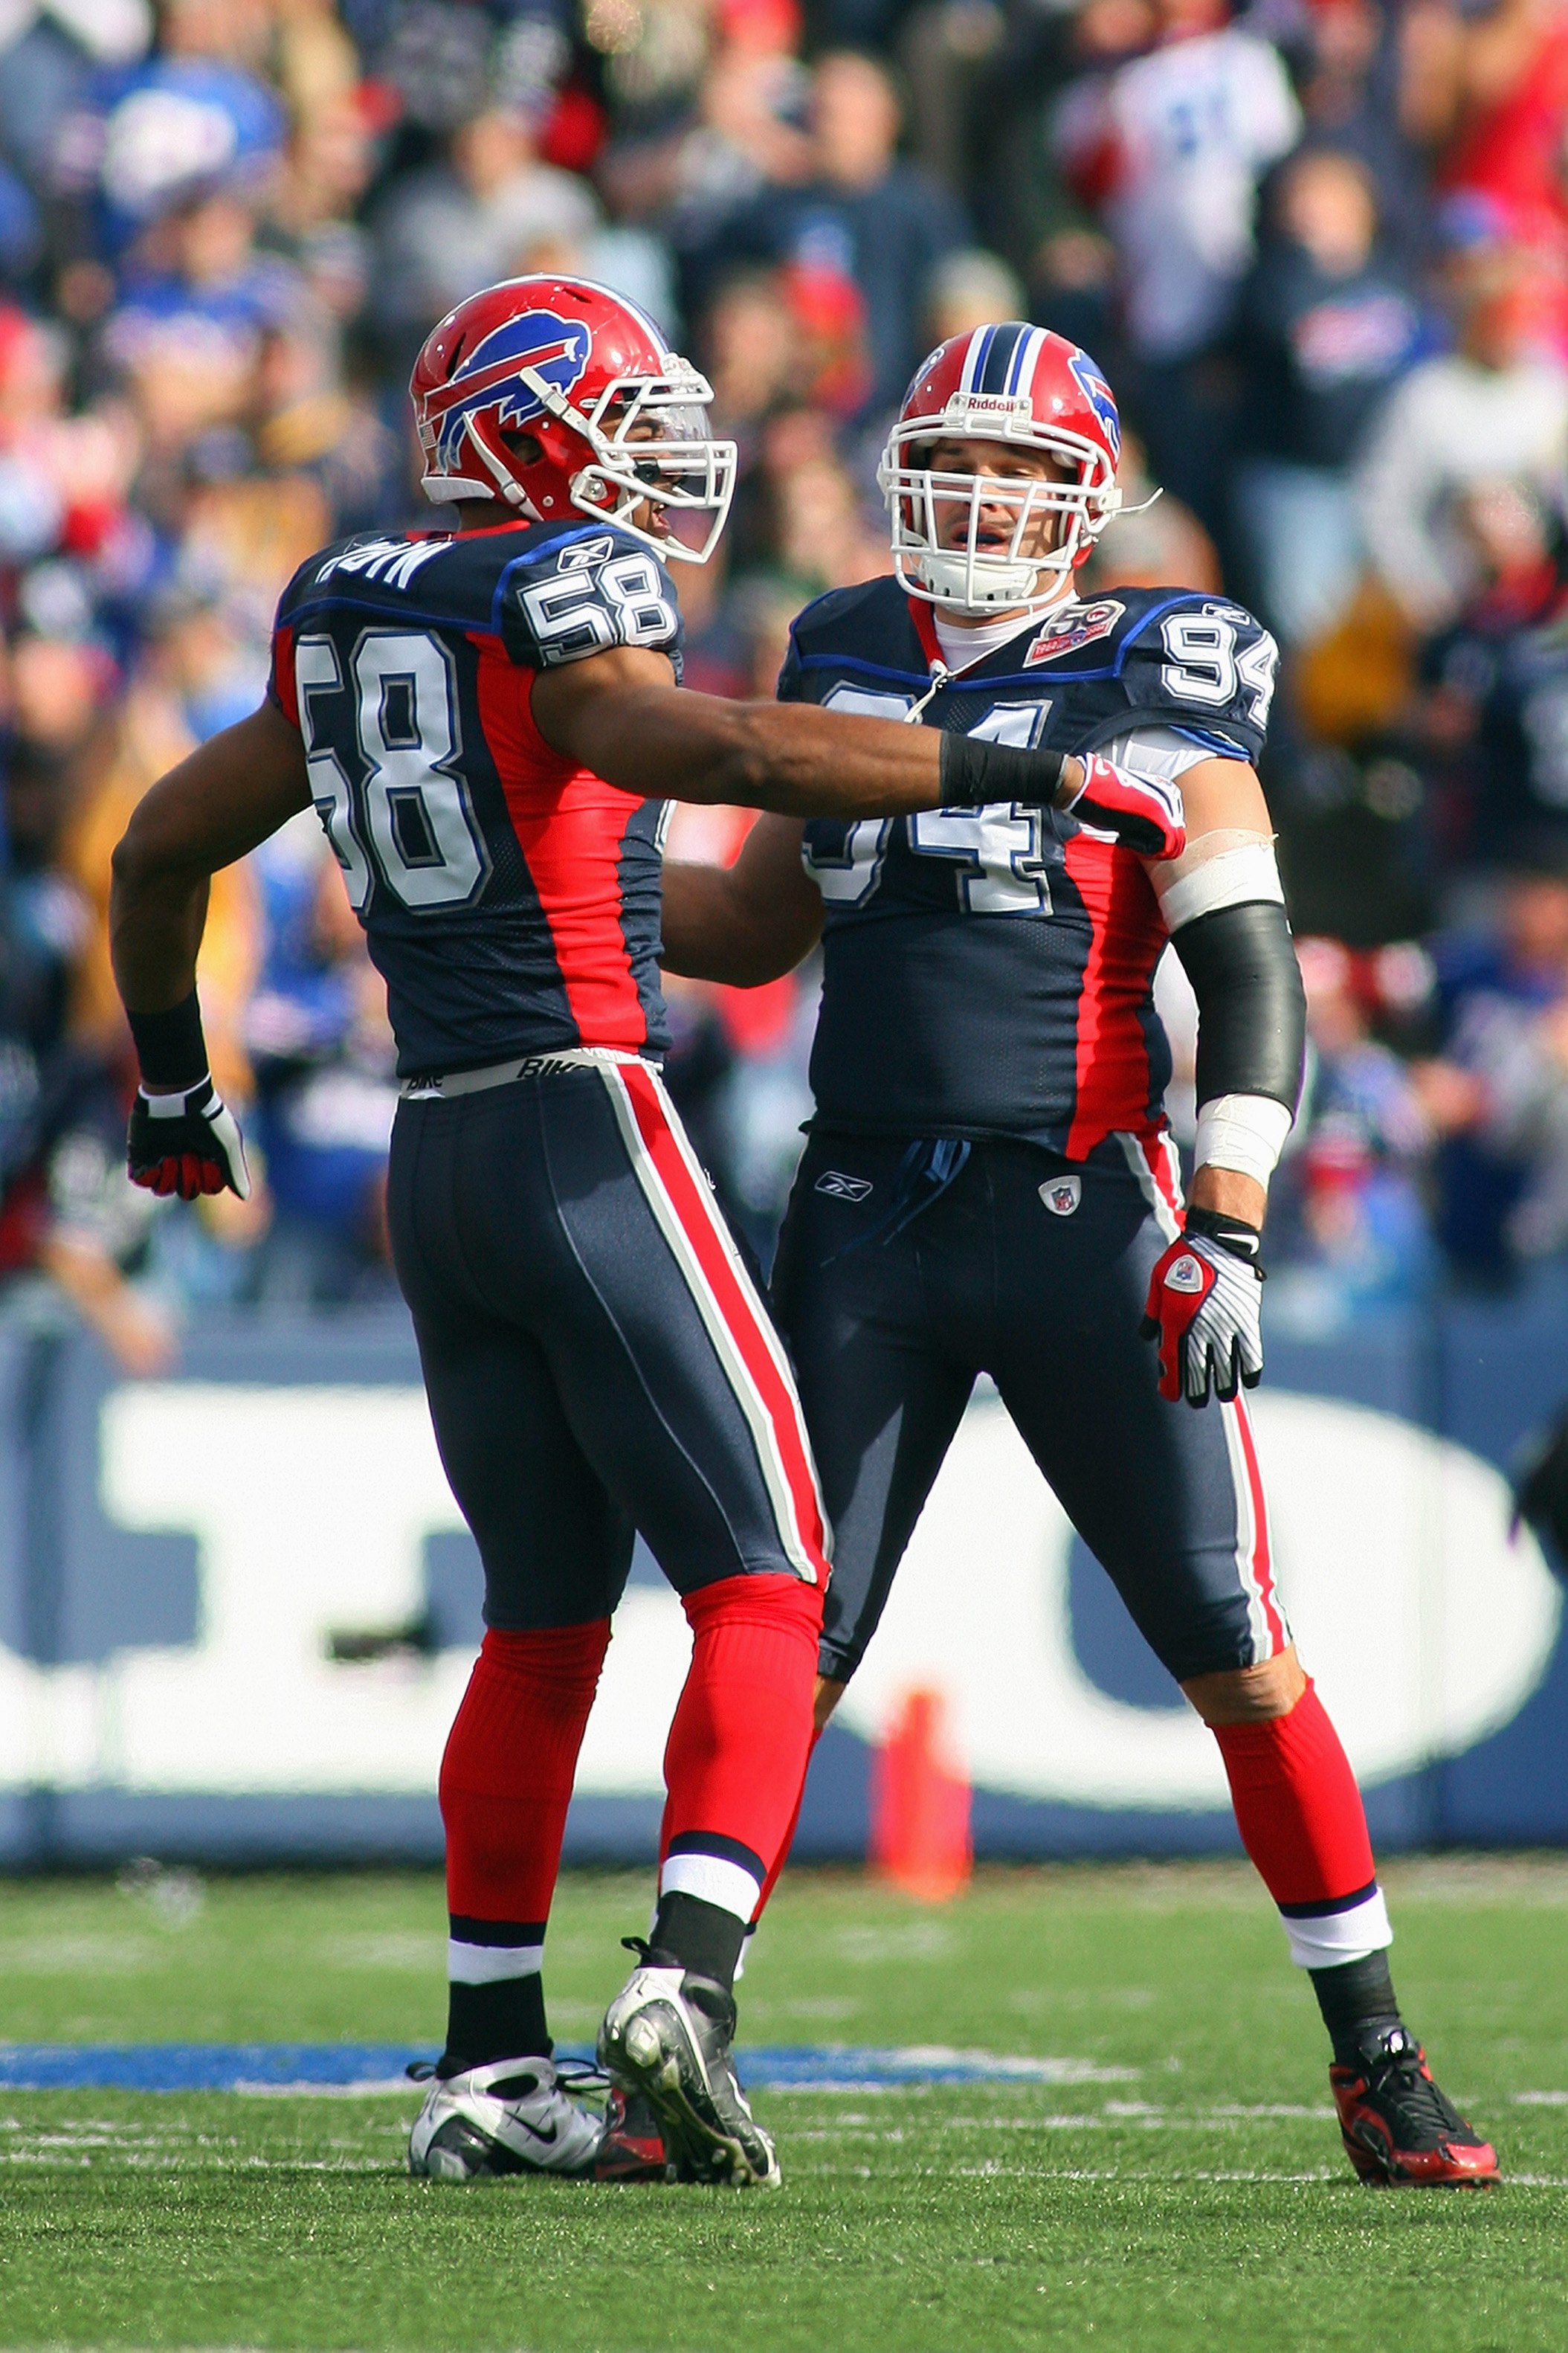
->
<box><xmin>410</xmin><ymin>276</ymin><xmax>737</xmax><ymax>563</ymax></box>
<box><xmin>878</xmin><ymin>324</ymin><xmax>1125</xmax><ymax>611</ymax></box>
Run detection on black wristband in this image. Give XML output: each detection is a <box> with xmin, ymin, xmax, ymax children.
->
<box><xmin>938</xmin><ymin>731</ymin><xmax>1067</xmax><ymax>811</ymax></box>
<box><xmin>126</xmin><ymin>991</ymin><xmax>209</xmax><ymax>1090</ymax></box>
<box><xmin>1185</xmin><ymin>1203</ymin><xmax>1263</xmax><ymax>1266</ymax></box>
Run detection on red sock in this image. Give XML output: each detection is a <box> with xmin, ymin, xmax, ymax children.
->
<box><xmin>749</xmin><ymin>1723</ymin><xmax>823</xmax><ymax>1928</ymax></box>
<box><xmin>440</xmin><ymin>1620</ymin><xmax>610</xmax><ymax>1923</ymax></box>
<box><xmin>658</xmin><ymin>1573</ymin><xmax>822</xmax><ymax>1924</ymax></box>
<box><xmin>1210</xmin><ymin>1679</ymin><xmax>1375</xmax><ymax>1908</ymax></box>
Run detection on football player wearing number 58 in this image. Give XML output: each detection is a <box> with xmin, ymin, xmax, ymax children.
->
<box><xmin>659</xmin><ymin>323</ymin><xmax>1498</xmax><ymax>2189</ymax></box>
<box><xmin>106</xmin><ymin>278</ymin><xmax>1182</xmax><ymax>2196</ymax></box>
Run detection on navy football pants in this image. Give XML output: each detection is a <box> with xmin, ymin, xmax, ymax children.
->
<box><xmin>772</xmin><ymin>1128</ymin><xmax>1287</xmax><ymax>1687</ymax></box>
<box><xmin>387</xmin><ymin>1056</ymin><xmax>829</xmax><ymax>1626</ymax></box>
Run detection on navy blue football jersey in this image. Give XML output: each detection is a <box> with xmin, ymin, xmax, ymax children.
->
<box><xmin>780</xmin><ymin>579</ymin><xmax>1278</xmax><ymax>1153</ymax></box>
<box><xmin>269</xmin><ymin>518</ymin><xmax>685</xmax><ymax>1077</ymax></box>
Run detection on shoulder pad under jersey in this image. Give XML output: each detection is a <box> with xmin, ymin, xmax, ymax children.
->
<box><xmin>497</xmin><ymin>524</ymin><xmax>684</xmax><ymax>674</ymax></box>
<box><xmin>778</xmin><ymin>578</ymin><xmax>912</xmax><ymax>701</ymax></box>
<box><xmin>1088</xmin><ymin>588</ymin><xmax>1279</xmax><ymax>762</ymax></box>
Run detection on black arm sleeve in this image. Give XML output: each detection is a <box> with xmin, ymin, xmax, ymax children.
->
<box><xmin>1172</xmin><ymin>899</ymin><xmax>1306</xmax><ymax>1116</ymax></box>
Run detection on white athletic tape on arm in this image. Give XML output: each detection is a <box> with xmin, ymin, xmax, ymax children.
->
<box><xmin>1156</xmin><ymin>840</ymin><xmax>1285</xmax><ymax>935</ymax></box>
<box><xmin>1194</xmin><ymin>1093</ymin><xmax>1295</xmax><ymax>1186</ymax></box>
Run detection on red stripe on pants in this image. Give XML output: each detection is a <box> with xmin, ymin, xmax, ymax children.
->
<box><xmin>1227</xmin><ymin>1398</ymin><xmax>1288</xmax><ymax>1655</ymax></box>
<box><xmin>619</xmin><ymin>1060</ymin><xmax>830</xmax><ymax>1582</ymax></box>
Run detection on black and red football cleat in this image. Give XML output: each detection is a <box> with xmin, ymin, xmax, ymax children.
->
<box><xmin>594</xmin><ymin>2086</ymin><xmax>676</xmax><ymax>2183</ymax></box>
<box><xmin>1329</xmin><ymin>2027</ymin><xmax>1500</xmax><ymax>2187</ymax></box>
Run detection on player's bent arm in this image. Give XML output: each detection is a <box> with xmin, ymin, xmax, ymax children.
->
<box><xmin>1138</xmin><ymin>753</ymin><xmax>1306</xmax><ymax>1406</ymax></box>
<box><xmin>660</xmin><ymin>817</ymin><xmax>823</xmax><ymax>985</ymax></box>
<box><xmin>111</xmin><ymin>700</ymin><xmax>309</xmax><ymax>1203</ymax></box>
<box><xmin>1147</xmin><ymin>754</ymin><xmax>1303</xmax><ymax>1228</ymax></box>
<box><xmin>111</xmin><ymin>698</ymin><xmax>312</xmax><ymax>1014</ymax></box>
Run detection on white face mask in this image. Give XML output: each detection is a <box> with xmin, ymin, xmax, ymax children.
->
<box><xmin>878</xmin><ymin>429</ymin><xmax>1123</xmax><ymax>614</ymax></box>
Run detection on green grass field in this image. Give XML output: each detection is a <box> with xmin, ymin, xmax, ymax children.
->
<box><xmin>1</xmin><ymin>1858</ymin><xmax>1567</xmax><ymax>2352</ymax></box>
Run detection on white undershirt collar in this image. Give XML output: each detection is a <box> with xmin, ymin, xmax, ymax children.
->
<box><xmin>930</xmin><ymin>608</ymin><xmax>1040</xmax><ymax>674</ymax></box>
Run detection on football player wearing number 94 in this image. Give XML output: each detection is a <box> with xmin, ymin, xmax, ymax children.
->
<box><xmin>107</xmin><ymin>277</ymin><xmax>1181</xmax><ymax>2195</ymax></box>
<box><xmin>660</xmin><ymin>323</ymin><xmax>1497</xmax><ymax>2189</ymax></box>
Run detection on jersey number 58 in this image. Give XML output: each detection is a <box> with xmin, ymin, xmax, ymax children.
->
<box><xmin>295</xmin><ymin>629</ymin><xmax>491</xmax><ymax>912</ymax></box>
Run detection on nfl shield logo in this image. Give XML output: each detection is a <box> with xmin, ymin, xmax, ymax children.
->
<box><xmin>1039</xmin><ymin>1175</ymin><xmax>1082</xmax><ymax>1217</ymax></box>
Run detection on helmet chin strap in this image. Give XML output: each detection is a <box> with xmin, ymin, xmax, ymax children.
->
<box><xmin>915</xmin><ymin>546</ymin><xmax>1078</xmax><ymax>611</ymax></box>
<box><xmin>465</xmin><ymin>418</ymin><xmax>529</xmax><ymax>507</ymax></box>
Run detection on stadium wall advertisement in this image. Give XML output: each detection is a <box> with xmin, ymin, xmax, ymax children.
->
<box><xmin>1</xmin><ymin>1298</ymin><xmax>1567</xmax><ymax>1867</ymax></box>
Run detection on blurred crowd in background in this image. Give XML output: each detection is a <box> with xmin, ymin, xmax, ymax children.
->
<box><xmin>3</xmin><ymin>0</ymin><xmax>1568</xmax><ymax>1365</ymax></box>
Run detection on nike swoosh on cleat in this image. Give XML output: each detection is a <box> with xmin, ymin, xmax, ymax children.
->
<box><xmin>512</xmin><ymin>2117</ymin><xmax>558</xmax><ymax>2145</ymax></box>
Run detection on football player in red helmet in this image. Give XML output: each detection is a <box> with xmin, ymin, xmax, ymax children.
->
<box><xmin>661</xmin><ymin>321</ymin><xmax>1499</xmax><ymax>2188</ymax></box>
<box><xmin>108</xmin><ymin>276</ymin><xmax>1172</xmax><ymax>2196</ymax></box>
<box><xmin>879</xmin><ymin>323</ymin><xmax>1125</xmax><ymax>614</ymax></box>
<box><xmin>408</xmin><ymin>276</ymin><xmax>738</xmax><ymax>562</ymax></box>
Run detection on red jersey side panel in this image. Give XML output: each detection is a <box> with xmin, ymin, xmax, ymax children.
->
<box><xmin>270</xmin><ymin>518</ymin><xmax>680</xmax><ymax>1076</ymax></box>
<box><xmin>471</xmin><ymin>637</ymin><xmax>650</xmax><ymax>1052</ymax></box>
<box><xmin>1062</xmin><ymin>833</ymin><xmax>1169</xmax><ymax>1159</ymax></box>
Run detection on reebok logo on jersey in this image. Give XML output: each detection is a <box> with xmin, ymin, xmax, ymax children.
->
<box><xmin>1023</xmin><ymin>599</ymin><xmax>1123</xmax><ymax>666</ymax></box>
<box><xmin>1039</xmin><ymin>1174</ymin><xmax>1081</xmax><ymax>1217</ymax></box>
<box><xmin>558</xmin><ymin>535</ymin><xmax>616</xmax><ymax>570</ymax></box>
<box><xmin>1164</xmin><ymin>1253</ymin><xmax>1207</xmax><ymax>1293</ymax></box>
<box><xmin>816</xmin><ymin>1171</ymin><xmax>873</xmax><ymax>1202</ymax></box>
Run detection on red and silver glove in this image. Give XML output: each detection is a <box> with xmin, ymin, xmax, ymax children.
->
<box><xmin>127</xmin><ymin>1078</ymin><xmax>251</xmax><ymax>1201</ymax></box>
<box><xmin>1064</xmin><ymin>754</ymin><xmax>1187</xmax><ymax>861</ymax></box>
<box><xmin>1140</xmin><ymin>1207</ymin><xmax>1264</xmax><ymax>1406</ymax></box>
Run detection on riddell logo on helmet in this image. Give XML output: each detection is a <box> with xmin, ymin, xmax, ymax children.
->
<box><xmin>425</xmin><ymin>311</ymin><xmax>593</xmax><ymax>473</ymax></box>
<box><xmin>944</xmin><ymin>393</ymin><xmax>1031</xmax><ymax>422</ymax></box>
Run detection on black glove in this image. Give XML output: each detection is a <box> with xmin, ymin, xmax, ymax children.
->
<box><xmin>128</xmin><ymin>1078</ymin><xmax>251</xmax><ymax>1200</ymax></box>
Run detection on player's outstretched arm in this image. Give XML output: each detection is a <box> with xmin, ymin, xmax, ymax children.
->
<box><xmin>111</xmin><ymin>698</ymin><xmax>311</xmax><ymax>1200</ymax></box>
<box><xmin>661</xmin><ymin>817</ymin><xmax>823</xmax><ymax>985</ymax></box>
<box><xmin>532</xmin><ymin>646</ymin><xmax>1182</xmax><ymax>849</ymax></box>
<box><xmin>533</xmin><ymin>644</ymin><xmax>961</xmax><ymax>817</ymax></box>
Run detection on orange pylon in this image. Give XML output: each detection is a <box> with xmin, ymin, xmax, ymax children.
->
<box><xmin>868</xmin><ymin>1687</ymin><xmax>972</xmax><ymax>1902</ymax></box>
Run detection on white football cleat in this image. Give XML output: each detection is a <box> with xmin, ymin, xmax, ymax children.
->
<box><xmin>407</xmin><ymin>2055</ymin><xmax>605</xmax><ymax>2181</ymax></box>
<box><xmin>598</xmin><ymin>1961</ymin><xmax>781</xmax><ymax>2188</ymax></box>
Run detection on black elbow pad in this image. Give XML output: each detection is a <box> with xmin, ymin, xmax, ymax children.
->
<box><xmin>1172</xmin><ymin>899</ymin><xmax>1306</xmax><ymax>1116</ymax></box>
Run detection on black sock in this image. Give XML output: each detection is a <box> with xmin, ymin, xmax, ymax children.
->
<box><xmin>1309</xmin><ymin>1951</ymin><xmax>1403</xmax><ymax>2067</ymax></box>
<box><xmin>648</xmin><ymin>1892</ymin><xmax>746</xmax><ymax>1989</ymax></box>
<box><xmin>441</xmin><ymin>1975</ymin><xmax>552</xmax><ymax>2074</ymax></box>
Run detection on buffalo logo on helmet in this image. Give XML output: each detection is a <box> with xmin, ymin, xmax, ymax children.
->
<box><xmin>1066</xmin><ymin>349</ymin><xmax>1120</xmax><ymax>462</ymax></box>
<box><xmin>424</xmin><ymin>310</ymin><xmax>593</xmax><ymax>474</ymax></box>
